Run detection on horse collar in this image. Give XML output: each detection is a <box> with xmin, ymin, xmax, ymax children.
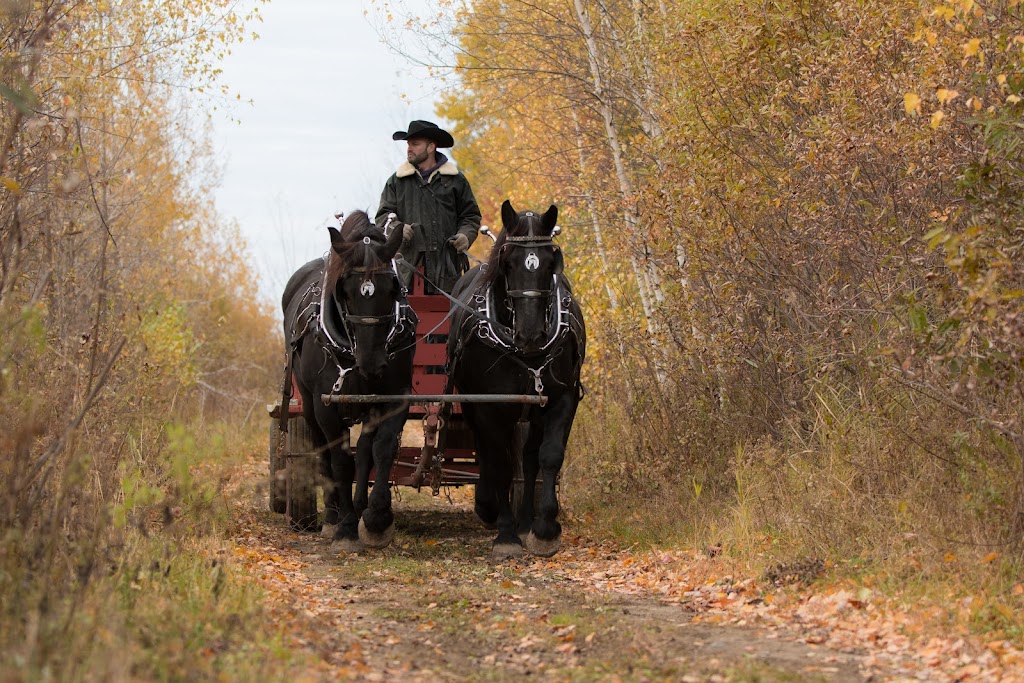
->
<box><xmin>475</xmin><ymin>277</ymin><xmax>571</xmax><ymax>356</ymax></box>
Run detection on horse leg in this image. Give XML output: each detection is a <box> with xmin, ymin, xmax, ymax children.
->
<box><xmin>525</xmin><ymin>391</ymin><xmax>578</xmax><ymax>557</ymax></box>
<box><xmin>329</xmin><ymin>448</ymin><xmax>361</xmax><ymax>552</ymax></box>
<box><xmin>353</xmin><ymin>425</ymin><xmax>373</xmax><ymax>516</ymax></box>
<box><xmin>475</xmin><ymin>415</ymin><xmax>522</xmax><ymax>560</ymax></box>
<box><xmin>320</xmin><ymin>426</ymin><xmax>350</xmax><ymax>539</ymax></box>
<box><xmin>464</xmin><ymin>404</ymin><xmax>498</xmax><ymax>528</ymax></box>
<box><xmin>309</xmin><ymin>405</ymin><xmax>358</xmax><ymax>552</ymax></box>
<box><xmin>516</xmin><ymin>418</ymin><xmax>543</xmax><ymax>537</ymax></box>
<box><xmin>358</xmin><ymin>407</ymin><xmax>403</xmax><ymax>549</ymax></box>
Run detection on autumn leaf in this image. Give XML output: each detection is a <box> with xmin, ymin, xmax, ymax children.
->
<box><xmin>936</xmin><ymin>88</ymin><xmax>959</xmax><ymax>104</ymax></box>
<box><xmin>931</xmin><ymin>110</ymin><xmax>946</xmax><ymax>128</ymax></box>
<box><xmin>963</xmin><ymin>38</ymin><xmax>982</xmax><ymax>57</ymax></box>
<box><xmin>904</xmin><ymin>92</ymin><xmax>922</xmax><ymax>114</ymax></box>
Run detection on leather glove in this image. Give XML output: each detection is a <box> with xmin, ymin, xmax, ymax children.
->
<box><xmin>451</xmin><ymin>233</ymin><xmax>469</xmax><ymax>252</ymax></box>
<box><xmin>403</xmin><ymin>223</ymin><xmax>414</xmax><ymax>241</ymax></box>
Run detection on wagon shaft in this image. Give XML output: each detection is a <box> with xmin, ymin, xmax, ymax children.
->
<box><xmin>320</xmin><ymin>393</ymin><xmax>547</xmax><ymax>406</ymax></box>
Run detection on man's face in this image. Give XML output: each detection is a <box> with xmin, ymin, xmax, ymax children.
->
<box><xmin>406</xmin><ymin>137</ymin><xmax>436</xmax><ymax>167</ymax></box>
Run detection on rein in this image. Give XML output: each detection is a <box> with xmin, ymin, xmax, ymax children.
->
<box><xmin>394</xmin><ymin>256</ymin><xmax>510</xmax><ymax>333</ymax></box>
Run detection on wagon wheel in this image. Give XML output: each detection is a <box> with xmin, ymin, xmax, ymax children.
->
<box><xmin>268</xmin><ymin>417</ymin><xmax>287</xmax><ymax>514</ymax></box>
<box><xmin>286</xmin><ymin>417</ymin><xmax>320</xmax><ymax>532</ymax></box>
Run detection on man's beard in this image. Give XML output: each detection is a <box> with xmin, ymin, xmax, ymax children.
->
<box><xmin>408</xmin><ymin>149</ymin><xmax>430</xmax><ymax>167</ymax></box>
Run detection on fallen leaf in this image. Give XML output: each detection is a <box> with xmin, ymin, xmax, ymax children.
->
<box><xmin>904</xmin><ymin>92</ymin><xmax>922</xmax><ymax>114</ymax></box>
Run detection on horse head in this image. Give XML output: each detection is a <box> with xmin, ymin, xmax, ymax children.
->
<box><xmin>327</xmin><ymin>211</ymin><xmax>405</xmax><ymax>378</ymax></box>
<box><xmin>493</xmin><ymin>199</ymin><xmax>562</xmax><ymax>354</ymax></box>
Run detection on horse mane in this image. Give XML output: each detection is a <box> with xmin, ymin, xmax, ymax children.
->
<box><xmin>325</xmin><ymin>210</ymin><xmax>390</xmax><ymax>291</ymax></box>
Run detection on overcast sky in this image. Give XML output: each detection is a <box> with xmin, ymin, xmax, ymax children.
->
<box><xmin>210</xmin><ymin>0</ymin><xmax>444</xmax><ymax>308</ymax></box>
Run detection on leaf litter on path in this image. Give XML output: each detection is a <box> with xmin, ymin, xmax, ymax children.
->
<box><xmin>226</xmin><ymin>453</ymin><xmax>1023</xmax><ymax>681</ymax></box>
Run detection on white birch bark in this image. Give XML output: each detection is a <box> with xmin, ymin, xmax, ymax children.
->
<box><xmin>572</xmin><ymin>0</ymin><xmax>661</xmax><ymax>336</ymax></box>
<box><xmin>570</xmin><ymin>109</ymin><xmax>618</xmax><ymax>310</ymax></box>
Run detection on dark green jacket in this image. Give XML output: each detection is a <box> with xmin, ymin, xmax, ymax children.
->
<box><xmin>376</xmin><ymin>158</ymin><xmax>481</xmax><ymax>293</ymax></box>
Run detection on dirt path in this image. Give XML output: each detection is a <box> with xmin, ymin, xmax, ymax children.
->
<box><xmin>227</xmin><ymin>456</ymin><xmax>1021</xmax><ymax>682</ymax></box>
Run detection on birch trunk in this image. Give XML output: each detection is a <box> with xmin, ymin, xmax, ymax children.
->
<box><xmin>570</xmin><ymin>109</ymin><xmax>618</xmax><ymax>310</ymax></box>
<box><xmin>571</xmin><ymin>0</ymin><xmax>662</xmax><ymax>338</ymax></box>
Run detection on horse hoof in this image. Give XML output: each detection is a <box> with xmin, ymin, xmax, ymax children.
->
<box><xmin>331</xmin><ymin>537</ymin><xmax>362</xmax><ymax>553</ymax></box>
<box><xmin>491</xmin><ymin>542</ymin><xmax>525</xmax><ymax>561</ymax></box>
<box><xmin>321</xmin><ymin>523</ymin><xmax>338</xmax><ymax>539</ymax></box>
<box><xmin>474</xmin><ymin>503</ymin><xmax>498</xmax><ymax>530</ymax></box>
<box><xmin>358</xmin><ymin>518</ymin><xmax>395</xmax><ymax>549</ymax></box>
<box><xmin>525</xmin><ymin>531</ymin><xmax>561</xmax><ymax>557</ymax></box>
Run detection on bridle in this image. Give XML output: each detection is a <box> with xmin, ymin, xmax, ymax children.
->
<box><xmin>336</xmin><ymin>264</ymin><xmax>409</xmax><ymax>351</ymax></box>
<box><xmin>500</xmin><ymin>234</ymin><xmax>561</xmax><ymax>307</ymax></box>
<box><xmin>318</xmin><ymin>256</ymin><xmax>416</xmax><ymax>396</ymax></box>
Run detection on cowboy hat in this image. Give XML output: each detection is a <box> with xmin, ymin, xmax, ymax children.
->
<box><xmin>392</xmin><ymin>120</ymin><xmax>455</xmax><ymax>148</ymax></box>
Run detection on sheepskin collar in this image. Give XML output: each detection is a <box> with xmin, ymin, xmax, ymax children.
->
<box><xmin>396</xmin><ymin>159</ymin><xmax>459</xmax><ymax>180</ymax></box>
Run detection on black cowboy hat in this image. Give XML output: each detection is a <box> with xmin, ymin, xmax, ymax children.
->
<box><xmin>392</xmin><ymin>120</ymin><xmax>455</xmax><ymax>148</ymax></box>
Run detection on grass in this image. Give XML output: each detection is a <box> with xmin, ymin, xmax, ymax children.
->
<box><xmin>563</xmin><ymin>375</ymin><xmax>1024</xmax><ymax>646</ymax></box>
<box><xmin>0</xmin><ymin>416</ymin><xmax>313</xmax><ymax>682</ymax></box>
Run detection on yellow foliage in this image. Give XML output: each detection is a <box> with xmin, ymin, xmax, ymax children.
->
<box><xmin>139</xmin><ymin>305</ymin><xmax>198</xmax><ymax>386</ymax></box>
<box><xmin>413</xmin><ymin>0</ymin><xmax>1024</xmax><ymax>568</ymax></box>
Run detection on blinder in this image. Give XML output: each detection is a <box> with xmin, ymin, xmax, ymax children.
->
<box><xmin>336</xmin><ymin>263</ymin><xmax>409</xmax><ymax>349</ymax></box>
<box><xmin>500</xmin><ymin>234</ymin><xmax>563</xmax><ymax>303</ymax></box>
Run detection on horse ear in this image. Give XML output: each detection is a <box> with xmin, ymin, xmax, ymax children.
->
<box><xmin>553</xmin><ymin>247</ymin><xmax>564</xmax><ymax>274</ymax></box>
<box><xmin>501</xmin><ymin>199</ymin><xmax>517</xmax><ymax>231</ymax></box>
<box><xmin>542</xmin><ymin>205</ymin><xmax>558</xmax><ymax>234</ymax></box>
<box><xmin>375</xmin><ymin>220</ymin><xmax>405</xmax><ymax>261</ymax></box>
<box><xmin>328</xmin><ymin>226</ymin><xmax>344</xmax><ymax>251</ymax></box>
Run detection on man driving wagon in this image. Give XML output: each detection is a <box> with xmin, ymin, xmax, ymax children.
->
<box><xmin>375</xmin><ymin>120</ymin><xmax>482</xmax><ymax>293</ymax></box>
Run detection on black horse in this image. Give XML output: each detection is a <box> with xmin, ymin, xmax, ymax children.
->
<box><xmin>448</xmin><ymin>200</ymin><xmax>586</xmax><ymax>559</ymax></box>
<box><xmin>281</xmin><ymin>211</ymin><xmax>416</xmax><ymax>551</ymax></box>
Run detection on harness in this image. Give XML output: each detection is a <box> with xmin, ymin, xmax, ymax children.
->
<box><xmin>474</xmin><ymin>274</ymin><xmax>573</xmax><ymax>356</ymax></box>
<box><xmin>448</xmin><ymin>233</ymin><xmax>584</xmax><ymax>400</ymax></box>
<box><xmin>290</xmin><ymin>252</ymin><xmax>417</xmax><ymax>395</ymax></box>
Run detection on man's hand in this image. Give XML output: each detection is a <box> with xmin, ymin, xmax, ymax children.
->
<box><xmin>403</xmin><ymin>223</ymin><xmax>414</xmax><ymax>241</ymax></box>
<box><xmin>451</xmin><ymin>233</ymin><xmax>469</xmax><ymax>252</ymax></box>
